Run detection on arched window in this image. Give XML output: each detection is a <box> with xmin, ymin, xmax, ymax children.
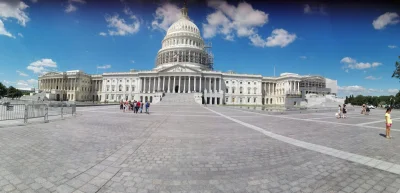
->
<box><xmin>119</xmin><ymin>85</ymin><xmax>122</xmax><ymax>91</ymax></box>
<box><xmin>240</xmin><ymin>87</ymin><xmax>243</xmax><ymax>94</ymax></box>
<box><xmin>232</xmin><ymin>87</ymin><xmax>236</xmax><ymax>94</ymax></box>
<box><xmin>226</xmin><ymin>87</ymin><xmax>229</xmax><ymax>93</ymax></box>
<box><xmin>254</xmin><ymin>88</ymin><xmax>257</xmax><ymax>94</ymax></box>
<box><xmin>248</xmin><ymin>88</ymin><xmax>251</xmax><ymax>94</ymax></box>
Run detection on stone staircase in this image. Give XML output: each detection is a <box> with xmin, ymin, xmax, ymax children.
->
<box><xmin>20</xmin><ymin>92</ymin><xmax>49</xmax><ymax>101</ymax></box>
<box><xmin>157</xmin><ymin>93</ymin><xmax>199</xmax><ymax>105</ymax></box>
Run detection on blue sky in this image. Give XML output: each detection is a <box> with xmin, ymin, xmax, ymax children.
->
<box><xmin>0</xmin><ymin>0</ymin><xmax>399</xmax><ymax>97</ymax></box>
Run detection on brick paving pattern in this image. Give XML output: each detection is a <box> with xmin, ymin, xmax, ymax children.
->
<box><xmin>0</xmin><ymin>104</ymin><xmax>399</xmax><ymax>193</ymax></box>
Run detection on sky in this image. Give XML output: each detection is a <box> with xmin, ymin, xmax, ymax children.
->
<box><xmin>0</xmin><ymin>0</ymin><xmax>399</xmax><ymax>97</ymax></box>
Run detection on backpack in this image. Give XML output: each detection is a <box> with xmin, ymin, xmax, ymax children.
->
<box><xmin>146</xmin><ymin>102</ymin><xmax>150</xmax><ymax>107</ymax></box>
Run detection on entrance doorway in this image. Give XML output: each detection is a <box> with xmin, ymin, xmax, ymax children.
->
<box><xmin>207</xmin><ymin>97</ymin><xmax>210</xmax><ymax>104</ymax></box>
<box><xmin>56</xmin><ymin>94</ymin><xmax>60</xmax><ymax>101</ymax></box>
<box><xmin>175</xmin><ymin>85</ymin><xmax>179</xmax><ymax>93</ymax></box>
<box><xmin>216</xmin><ymin>97</ymin><xmax>220</xmax><ymax>105</ymax></box>
<box><xmin>212</xmin><ymin>97</ymin><xmax>215</xmax><ymax>105</ymax></box>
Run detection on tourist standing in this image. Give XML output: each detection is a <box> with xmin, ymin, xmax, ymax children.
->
<box><xmin>342</xmin><ymin>104</ymin><xmax>347</xmax><ymax>118</ymax></box>
<box><xmin>145</xmin><ymin>101</ymin><xmax>150</xmax><ymax>114</ymax></box>
<box><xmin>140</xmin><ymin>101</ymin><xmax>144</xmax><ymax>113</ymax></box>
<box><xmin>136</xmin><ymin>101</ymin><xmax>140</xmax><ymax>114</ymax></box>
<box><xmin>385</xmin><ymin>108</ymin><xmax>392</xmax><ymax>139</ymax></box>
<box><xmin>337</xmin><ymin>105</ymin><xmax>342</xmax><ymax>119</ymax></box>
<box><xmin>133</xmin><ymin>100</ymin><xmax>137</xmax><ymax>113</ymax></box>
<box><xmin>120</xmin><ymin>101</ymin><xmax>123</xmax><ymax>110</ymax></box>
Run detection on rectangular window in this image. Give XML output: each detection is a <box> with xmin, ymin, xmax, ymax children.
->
<box><xmin>132</xmin><ymin>86</ymin><xmax>135</xmax><ymax>91</ymax></box>
<box><xmin>112</xmin><ymin>86</ymin><xmax>115</xmax><ymax>91</ymax></box>
<box><xmin>248</xmin><ymin>98</ymin><xmax>250</xmax><ymax>103</ymax></box>
<box><xmin>225</xmin><ymin>98</ymin><xmax>228</xmax><ymax>102</ymax></box>
<box><xmin>106</xmin><ymin>94</ymin><xmax>109</xmax><ymax>99</ymax></box>
<box><xmin>111</xmin><ymin>94</ymin><xmax>114</xmax><ymax>99</ymax></box>
<box><xmin>254</xmin><ymin>98</ymin><xmax>256</xmax><ymax>103</ymax></box>
<box><xmin>126</xmin><ymin>86</ymin><xmax>129</xmax><ymax>91</ymax></box>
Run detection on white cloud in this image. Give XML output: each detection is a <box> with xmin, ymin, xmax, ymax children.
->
<box><xmin>340</xmin><ymin>57</ymin><xmax>382</xmax><ymax>70</ymax></box>
<box><xmin>300</xmin><ymin>56</ymin><xmax>307</xmax><ymax>59</ymax></box>
<box><xmin>372</xmin><ymin>12</ymin><xmax>399</xmax><ymax>30</ymax></box>
<box><xmin>151</xmin><ymin>3</ymin><xmax>181</xmax><ymax>31</ymax></box>
<box><xmin>249</xmin><ymin>29</ymin><xmax>296</xmax><ymax>48</ymax></box>
<box><xmin>0</xmin><ymin>19</ymin><xmax>14</xmax><ymax>38</ymax></box>
<box><xmin>0</xmin><ymin>0</ymin><xmax>30</xmax><ymax>38</ymax></box>
<box><xmin>99</xmin><ymin>32</ymin><xmax>107</xmax><ymax>36</ymax></box>
<box><xmin>17</xmin><ymin>32</ymin><xmax>23</xmax><ymax>37</ymax></box>
<box><xmin>97</xmin><ymin>64</ymin><xmax>111</xmax><ymax>69</ymax></box>
<box><xmin>303</xmin><ymin>4</ymin><xmax>327</xmax><ymax>15</ymax></box>
<box><xmin>345</xmin><ymin>69</ymin><xmax>349</xmax><ymax>73</ymax></box>
<box><xmin>388</xmin><ymin>89</ymin><xmax>399</xmax><ymax>94</ymax></box>
<box><xmin>65</xmin><ymin>4</ymin><xmax>77</xmax><ymax>13</ymax></box>
<box><xmin>202</xmin><ymin>0</ymin><xmax>269</xmax><ymax>41</ymax></box>
<box><xmin>104</xmin><ymin>14</ymin><xmax>140</xmax><ymax>36</ymax></box>
<box><xmin>131</xmin><ymin>60</ymin><xmax>135</xmax><ymax>63</ymax></box>
<box><xmin>16</xmin><ymin>70</ymin><xmax>28</xmax><ymax>77</ymax></box>
<box><xmin>16</xmin><ymin>79</ymin><xmax>37</xmax><ymax>88</ymax></box>
<box><xmin>26</xmin><ymin>58</ymin><xmax>57</xmax><ymax>74</ymax></box>
<box><xmin>338</xmin><ymin>85</ymin><xmax>366</xmax><ymax>94</ymax></box>
<box><xmin>365</xmin><ymin>76</ymin><xmax>381</xmax><ymax>80</ymax></box>
<box><xmin>3</xmin><ymin>80</ymin><xmax>12</xmax><ymax>86</ymax></box>
<box><xmin>0</xmin><ymin>0</ymin><xmax>30</xmax><ymax>26</ymax></box>
<box><xmin>65</xmin><ymin>0</ymin><xmax>86</xmax><ymax>13</ymax></box>
<box><xmin>388</xmin><ymin>45</ymin><xmax>397</xmax><ymax>49</ymax></box>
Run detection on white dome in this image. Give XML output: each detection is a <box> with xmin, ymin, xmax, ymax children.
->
<box><xmin>166</xmin><ymin>18</ymin><xmax>201</xmax><ymax>37</ymax></box>
<box><xmin>154</xmin><ymin>4</ymin><xmax>213</xmax><ymax>71</ymax></box>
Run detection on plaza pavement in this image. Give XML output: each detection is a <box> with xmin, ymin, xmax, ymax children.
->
<box><xmin>0</xmin><ymin>104</ymin><xmax>399</xmax><ymax>193</ymax></box>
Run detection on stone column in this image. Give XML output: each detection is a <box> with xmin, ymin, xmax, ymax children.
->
<box><xmin>199</xmin><ymin>77</ymin><xmax>202</xmax><ymax>92</ymax></box>
<box><xmin>193</xmin><ymin>76</ymin><xmax>197</xmax><ymax>92</ymax></box>
<box><xmin>153</xmin><ymin>77</ymin><xmax>156</xmax><ymax>93</ymax></box>
<box><xmin>157</xmin><ymin>77</ymin><xmax>160</xmax><ymax>92</ymax></box>
<box><xmin>208</xmin><ymin>77</ymin><xmax>211</xmax><ymax>93</ymax></box>
<box><xmin>297</xmin><ymin>81</ymin><xmax>300</xmax><ymax>93</ymax></box>
<box><xmin>178</xmin><ymin>76</ymin><xmax>181</xmax><ymax>93</ymax></box>
<box><xmin>183</xmin><ymin>76</ymin><xmax>186</xmax><ymax>93</ymax></box>
<box><xmin>173</xmin><ymin>76</ymin><xmax>176</xmax><ymax>93</ymax></box>
<box><xmin>143</xmin><ymin>78</ymin><xmax>146</xmax><ymax>93</ymax></box>
<box><xmin>219</xmin><ymin>78</ymin><xmax>221</xmax><ymax>93</ymax></box>
<box><xmin>163</xmin><ymin>76</ymin><xmax>166</xmax><ymax>92</ymax></box>
<box><xmin>188</xmin><ymin>76</ymin><xmax>191</xmax><ymax>93</ymax></box>
<box><xmin>214</xmin><ymin>77</ymin><xmax>216</xmax><ymax>93</ymax></box>
<box><xmin>149</xmin><ymin>77</ymin><xmax>152</xmax><ymax>93</ymax></box>
<box><xmin>168</xmin><ymin>76</ymin><xmax>170</xmax><ymax>93</ymax></box>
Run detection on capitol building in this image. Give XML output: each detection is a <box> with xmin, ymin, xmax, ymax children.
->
<box><xmin>37</xmin><ymin>4</ymin><xmax>339</xmax><ymax>106</ymax></box>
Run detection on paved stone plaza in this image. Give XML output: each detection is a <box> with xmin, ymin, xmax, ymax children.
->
<box><xmin>0</xmin><ymin>104</ymin><xmax>400</xmax><ymax>193</ymax></box>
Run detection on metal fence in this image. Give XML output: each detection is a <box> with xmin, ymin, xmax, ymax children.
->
<box><xmin>0</xmin><ymin>102</ymin><xmax>76</xmax><ymax>123</ymax></box>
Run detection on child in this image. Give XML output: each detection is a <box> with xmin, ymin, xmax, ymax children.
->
<box><xmin>385</xmin><ymin>108</ymin><xmax>392</xmax><ymax>139</ymax></box>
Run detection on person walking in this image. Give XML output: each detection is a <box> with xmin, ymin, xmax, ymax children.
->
<box><xmin>120</xmin><ymin>101</ymin><xmax>123</xmax><ymax>110</ymax></box>
<box><xmin>140</xmin><ymin>101</ymin><xmax>144</xmax><ymax>113</ymax></box>
<box><xmin>145</xmin><ymin>101</ymin><xmax>150</xmax><ymax>114</ymax></box>
<box><xmin>385</xmin><ymin>108</ymin><xmax>392</xmax><ymax>139</ymax></box>
<box><xmin>337</xmin><ymin>105</ymin><xmax>342</xmax><ymax>119</ymax></box>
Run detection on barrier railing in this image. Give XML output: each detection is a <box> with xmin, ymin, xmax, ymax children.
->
<box><xmin>0</xmin><ymin>102</ymin><xmax>76</xmax><ymax>123</ymax></box>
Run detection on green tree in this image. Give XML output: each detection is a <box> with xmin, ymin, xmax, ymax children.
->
<box><xmin>7</xmin><ymin>86</ymin><xmax>23</xmax><ymax>99</ymax></box>
<box><xmin>392</xmin><ymin>56</ymin><xmax>400</xmax><ymax>80</ymax></box>
<box><xmin>0</xmin><ymin>82</ymin><xmax>7</xmax><ymax>99</ymax></box>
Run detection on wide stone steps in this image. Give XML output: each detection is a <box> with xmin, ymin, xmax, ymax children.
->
<box><xmin>157</xmin><ymin>93</ymin><xmax>198</xmax><ymax>105</ymax></box>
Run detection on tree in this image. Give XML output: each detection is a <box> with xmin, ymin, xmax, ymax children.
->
<box><xmin>392</xmin><ymin>56</ymin><xmax>400</xmax><ymax>80</ymax></box>
<box><xmin>7</xmin><ymin>86</ymin><xmax>23</xmax><ymax>99</ymax></box>
<box><xmin>0</xmin><ymin>82</ymin><xmax>7</xmax><ymax>99</ymax></box>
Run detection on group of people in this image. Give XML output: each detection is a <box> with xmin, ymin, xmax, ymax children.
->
<box><xmin>336</xmin><ymin>104</ymin><xmax>347</xmax><ymax>119</ymax></box>
<box><xmin>120</xmin><ymin>100</ymin><xmax>150</xmax><ymax>114</ymax></box>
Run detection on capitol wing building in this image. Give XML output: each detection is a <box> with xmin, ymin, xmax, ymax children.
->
<box><xmin>37</xmin><ymin>5</ymin><xmax>340</xmax><ymax>107</ymax></box>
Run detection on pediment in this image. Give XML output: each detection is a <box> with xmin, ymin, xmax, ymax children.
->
<box><xmin>160</xmin><ymin>65</ymin><xmax>199</xmax><ymax>73</ymax></box>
